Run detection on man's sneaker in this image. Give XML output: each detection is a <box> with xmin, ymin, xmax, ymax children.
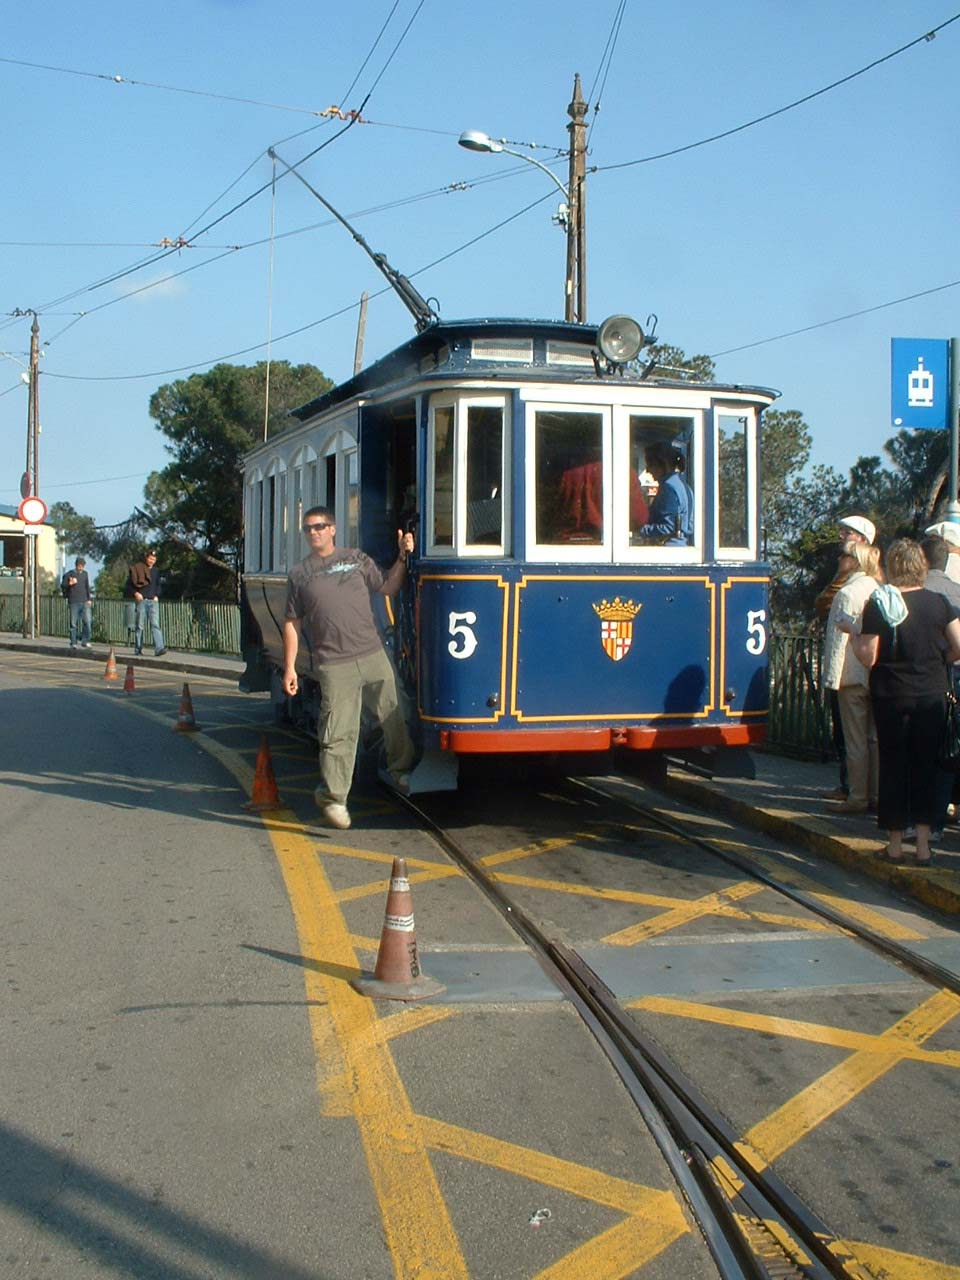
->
<box><xmin>378</xmin><ymin>766</ymin><xmax>410</xmax><ymax>795</ymax></box>
<box><xmin>321</xmin><ymin>803</ymin><xmax>351</xmax><ymax>830</ymax></box>
<box><xmin>155</xmin><ymin>648</ymin><xmax>168</xmax><ymax>657</ymax></box>
<box><xmin>80</xmin><ymin>642</ymin><xmax>91</xmax><ymax>649</ymax></box>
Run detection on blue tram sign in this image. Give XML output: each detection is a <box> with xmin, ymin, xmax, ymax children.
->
<box><xmin>891</xmin><ymin>338</ymin><xmax>949</xmax><ymax>430</ymax></box>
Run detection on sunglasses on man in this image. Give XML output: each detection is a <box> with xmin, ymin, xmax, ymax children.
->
<box><xmin>303</xmin><ymin>522</ymin><xmax>333</xmax><ymax>532</ymax></box>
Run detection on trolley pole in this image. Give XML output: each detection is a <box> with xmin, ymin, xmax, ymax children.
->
<box><xmin>566</xmin><ymin>75</ymin><xmax>588</xmax><ymax>324</ymax></box>
<box><xmin>22</xmin><ymin>313</ymin><xmax>40</xmax><ymax>639</ymax></box>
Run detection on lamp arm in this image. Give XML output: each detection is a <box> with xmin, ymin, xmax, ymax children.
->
<box><xmin>498</xmin><ymin>145</ymin><xmax>570</xmax><ymax>201</ymax></box>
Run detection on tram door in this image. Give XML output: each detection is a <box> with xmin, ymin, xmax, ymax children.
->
<box><xmin>359</xmin><ymin>397</ymin><xmax>418</xmax><ymax>564</ymax></box>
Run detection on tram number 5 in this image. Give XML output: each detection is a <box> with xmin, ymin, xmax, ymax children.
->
<box><xmin>745</xmin><ymin>608</ymin><xmax>767</xmax><ymax>655</ymax></box>
<box><xmin>448</xmin><ymin>610</ymin><xmax>479</xmax><ymax>660</ymax></box>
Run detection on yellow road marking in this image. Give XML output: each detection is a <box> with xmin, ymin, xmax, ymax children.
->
<box><xmin>321</xmin><ymin>843</ymin><xmax>457</xmax><ymax>871</ymax></box>
<box><xmin>264</xmin><ymin>812</ymin><xmax>469</xmax><ymax>1278</ymax></box>
<box><xmin>602</xmin><ymin>881</ymin><xmax>761</xmax><ymax>945</ymax></box>
<box><xmin>419</xmin><ymin>1117</ymin><xmax>688</xmax><ymax>1278</ymax></box>
<box><xmin>492</xmin><ymin>871</ymin><xmax>699</xmax><ymax>909</ymax></box>
<box><xmin>847</xmin><ymin>1241</ymin><xmax>960</xmax><ymax>1278</ymax></box>
<box><xmin>335</xmin><ymin>864</ymin><xmax>462</xmax><ymax>904</ymax></box>
<box><xmin>629</xmin><ymin>996</ymin><xmax>960</xmax><ymax>1068</ymax></box>
<box><xmin>709</xmin><ymin>838</ymin><xmax>928</xmax><ymax>941</ymax></box>
<box><xmin>480</xmin><ymin>834</ymin><xmax>600</xmax><ymax>868</ymax></box>
<box><xmin>739</xmin><ymin>990</ymin><xmax>960</xmax><ymax>1168</ymax></box>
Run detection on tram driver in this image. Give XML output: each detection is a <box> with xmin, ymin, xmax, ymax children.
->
<box><xmin>634</xmin><ymin>442</ymin><xmax>694</xmax><ymax>546</ymax></box>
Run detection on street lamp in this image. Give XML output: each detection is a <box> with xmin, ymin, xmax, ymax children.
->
<box><xmin>458</xmin><ymin>77</ymin><xmax>588</xmax><ymax>323</ymax></box>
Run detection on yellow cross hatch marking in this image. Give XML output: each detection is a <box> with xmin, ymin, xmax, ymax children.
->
<box><xmin>739</xmin><ymin>990</ymin><xmax>960</xmax><ymax>1169</ymax></box>
<box><xmin>418</xmin><ymin>1116</ymin><xmax>690</xmax><ymax>1280</ymax></box>
<box><xmin>628</xmin><ymin>996</ymin><xmax>960</xmax><ymax>1068</ymax></box>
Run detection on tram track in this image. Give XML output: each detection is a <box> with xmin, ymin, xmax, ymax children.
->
<box><xmin>396</xmin><ymin>782</ymin><xmax>897</xmax><ymax>1280</ymax></box>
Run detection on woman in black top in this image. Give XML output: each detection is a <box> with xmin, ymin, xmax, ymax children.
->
<box><xmin>844</xmin><ymin>539</ymin><xmax>960</xmax><ymax>865</ymax></box>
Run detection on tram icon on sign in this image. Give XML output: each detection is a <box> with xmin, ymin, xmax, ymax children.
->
<box><xmin>908</xmin><ymin>357</ymin><xmax>934</xmax><ymax>408</ymax></box>
<box><xmin>891</xmin><ymin>338</ymin><xmax>948</xmax><ymax>431</ymax></box>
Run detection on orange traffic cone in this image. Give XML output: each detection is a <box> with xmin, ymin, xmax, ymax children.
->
<box><xmin>103</xmin><ymin>647</ymin><xmax>119</xmax><ymax>681</ymax></box>
<box><xmin>173</xmin><ymin>682</ymin><xmax>199</xmax><ymax>732</ymax></box>
<box><xmin>122</xmin><ymin>663</ymin><xmax>136</xmax><ymax>694</ymax></box>
<box><xmin>244</xmin><ymin>736</ymin><xmax>281</xmax><ymax>810</ymax></box>
<box><xmin>352</xmin><ymin>857</ymin><xmax>445</xmax><ymax>1001</ymax></box>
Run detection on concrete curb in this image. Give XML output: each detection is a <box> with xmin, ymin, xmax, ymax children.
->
<box><xmin>660</xmin><ymin>767</ymin><xmax>960</xmax><ymax>917</ymax></box>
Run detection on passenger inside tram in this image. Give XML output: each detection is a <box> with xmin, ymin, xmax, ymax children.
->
<box><xmin>633</xmin><ymin>441</ymin><xmax>694</xmax><ymax>546</ymax></box>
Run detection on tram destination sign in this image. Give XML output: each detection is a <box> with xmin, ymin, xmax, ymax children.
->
<box><xmin>891</xmin><ymin>337</ymin><xmax>949</xmax><ymax>430</ymax></box>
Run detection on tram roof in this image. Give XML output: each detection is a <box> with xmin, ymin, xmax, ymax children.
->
<box><xmin>291</xmin><ymin>317</ymin><xmax>778</xmax><ymax>422</ymax></box>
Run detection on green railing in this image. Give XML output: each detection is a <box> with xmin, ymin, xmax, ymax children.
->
<box><xmin>766</xmin><ymin>632</ymin><xmax>834</xmax><ymax>759</ymax></box>
<box><xmin>0</xmin><ymin>598</ymin><xmax>835</xmax><ymax>758</ymax></box>
<box><xmin>0</xmin><ymin>594</ymin><xmax>241</xmax><ymax>655</ymax></box>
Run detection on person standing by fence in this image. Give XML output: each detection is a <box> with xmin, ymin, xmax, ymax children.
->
<box><xmin>815</xmin><ymin>515</ymin><xmax>877</xmax><ymax>801</ymax></box>
<box><xmin>124</xmin><ymin>550</ymin><xmax>167</xmax><ymax>657</ymax></box>
<box><xmin>61</xmin><ymin>556</ymin><xmax>93</xmax><ymax>650</ymax></box>
<box><xmin>821</xmin><ymin>542</ymin><xmax>882</xmax><ymax>814</ymax></box>
<box><xmin>843</xmin><ymin>538</ymin><xmax>960</xmax><ymax>866</ymax></box>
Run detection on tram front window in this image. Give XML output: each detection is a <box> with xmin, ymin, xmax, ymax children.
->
<box><xmin>535</xmin><ymin>409</ymin><xmax>604</xmax><ymax>544</ymax></box>
<box><xmin>627</xmin><ymin>415</ymin><xmax>695</xmax><ymax>547</ymax></box>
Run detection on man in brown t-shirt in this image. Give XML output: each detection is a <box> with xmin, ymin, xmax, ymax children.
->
<box><xmin>282</xmin><ymin>507</ymin><xmax>415</xmax><ymax>829</ymax></box>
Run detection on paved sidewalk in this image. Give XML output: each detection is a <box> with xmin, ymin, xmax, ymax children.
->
<box><xmin>660</xmin><ymin>749</ymin><xmax>960</xmax><ymax>916</ymax></box>
<box><xmin>0</xmin><ymin>632</ymin><xmax>245</xmax><ymax>681</ymax></box>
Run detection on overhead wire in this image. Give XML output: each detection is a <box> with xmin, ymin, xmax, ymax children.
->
<box><xmin>585</xmin><ymin>0</ymin><xmax>628</xmax><ymax>149</ymax></box>
<box><xmin>41</xmin><ymin>188</ymin><xmax>557</xmax><ymax>383</ymax></box>
<box><xmin>709</xmin><ymin>278</ymin><xmax>960</xmax><ymax>359</ymax></box>
<box><xmin>10</xmin><ymin>0</ymin><xmax>427</xmax><ymax>328</ymax></box>
<box><xmin>598</xmin><ymin>11</ymin><xmax>960</xmax><ymax>172</ymax></box>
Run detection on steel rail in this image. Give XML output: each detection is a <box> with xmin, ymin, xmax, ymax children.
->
<box><xmin>394</xmin><ymin>789</ymin><xmax>876</xmax><ymax>1280</ymax></box>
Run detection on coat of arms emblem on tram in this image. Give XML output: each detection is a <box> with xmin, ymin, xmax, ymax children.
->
<box><xmin>591</xmin><ymin>596</ymin><xmax>642</xmax><ymax>662</ymax></box>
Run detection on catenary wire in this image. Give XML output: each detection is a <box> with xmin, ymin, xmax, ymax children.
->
<box><xmin>586</xmin><ymin>0</ymin><xmax>628</xmax><ymax>149</ymax></box>
<box><xmin>597</xmin><ymin>11</ymin><xmax>960</xmax><ymax>172</ymax></box>
<box><xmin>14</xmin><ymin>3</ymin><xmax>429</xmax><ymax>324</ymax></box>
<box><xmin>709</xmin><ymin>278</ymin><xmax>960</xmax><ymax>358</ymax></box>
<box><xmin>41</xmin><ymin>189</ymin><xmax>557</xmax><ymax>383</ymax></box>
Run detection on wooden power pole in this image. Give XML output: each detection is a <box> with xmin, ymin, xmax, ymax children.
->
<box><xmin>566</xmin><ymin>75</ymin><xmax>588</xmax><ymax>323</ymax></box>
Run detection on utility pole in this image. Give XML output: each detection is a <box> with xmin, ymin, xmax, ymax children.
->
<box><xmin>22</xmin><ymin>313</ymin><xmax>40</xmax><ymax>639</ymax></box>
<box><xmin>566</xmin><ymin>74</ymin><xmax>588</xmax><ymax>323</ymax></box>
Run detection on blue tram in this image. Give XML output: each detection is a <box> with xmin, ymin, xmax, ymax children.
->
<box><xmin>241</xmin><ymin>315</ymin><xmax>776</xmax><ymax>789</ymax></box>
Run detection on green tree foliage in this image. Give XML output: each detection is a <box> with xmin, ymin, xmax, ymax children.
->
<box><xmin>144</xmin><ymin>360</ymin><xmax>332</xmax><ymax>598</ymax></box>
<box><xmin>48</xmin><ymin>501</ymin><xmax>110</xmax><ymax>559</ymax></box>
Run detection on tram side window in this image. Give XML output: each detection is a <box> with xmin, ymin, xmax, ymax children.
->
<box><xmin>432</xmin><ymin>405</ymin><xmax>454</xmax><ymax>546</ymax></box>
<box><xmin>628</xmin><ymin>415</ymin><xmax>695</xmax><ymax>547</ymax></box>
<box><xmin>465</xmin><ymin>404</ymin><xmax>503</xmax><ymax>545</ymax></box>
<box><xmin>717</xmin><ymin>412</ymin><xmax>751</xmax><ymax>551</ymax></box>
<box><xmin>536</xmin><ymin>409</ymin><xmax>604</xmax><ymax>544</ymax></box>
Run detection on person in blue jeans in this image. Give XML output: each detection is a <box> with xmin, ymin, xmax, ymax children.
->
<box><xmin>125</xmin><ymin>549</ymin><xmax>167</xmax><ymax>656</ymax></box>
<box><xmin>61</xmin><ymin>556</ymin><xmax>93</xmax><ymax>649</ymax></box>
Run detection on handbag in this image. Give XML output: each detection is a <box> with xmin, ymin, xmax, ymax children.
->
<box><xmin>940</xmin><ymin>692</ymin><xmax>960</xmax><ymax>769</ymax></box>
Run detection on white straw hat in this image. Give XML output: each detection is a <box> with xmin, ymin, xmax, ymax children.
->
<box><xmin>839</xmin><ymin>515</ymin><xmax>876</xmax><ymax>545</ymax></box>
<box><xmin>925</xmin><ymin>521</ymin><xmax>960</xmax><ymax>548</ymax></box>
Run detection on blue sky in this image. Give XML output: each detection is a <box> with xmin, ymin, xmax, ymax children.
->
<box><xmin>2</xmin><ymin>1</ymin><xmax>958</xmax><ymax>533</ymax></box>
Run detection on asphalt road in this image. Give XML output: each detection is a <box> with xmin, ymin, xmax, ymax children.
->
<box><xmin>0</xmin><ymin>655</ymin><xmax>385</xmax><ymax>1279</ymax></box>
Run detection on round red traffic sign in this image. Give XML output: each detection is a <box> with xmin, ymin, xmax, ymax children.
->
<box><xmin>18</xmin><ymin>495</ymin><xmax>48</xmax><ymax>525</ymax></box>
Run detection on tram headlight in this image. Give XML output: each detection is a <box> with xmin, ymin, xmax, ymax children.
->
<box><xmin>597</xmin><ymin>315</ymin><xmax>644</xmax><ymax>364</ymax></box>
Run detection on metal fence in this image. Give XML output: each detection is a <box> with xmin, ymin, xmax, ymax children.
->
<box><xmin>0</xmin><ymin>598</ymin><xmax>835</xmax><ymax>758</ymax></box>
<box><xmin>0</xmin><ymin>594</ymin><xmax>241</xmax><ymax>655</ymax></box>
<box><xmin>766</xmin><ymin>632</ymin><xmax>834</xmax><ymax>759</ymax></box>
